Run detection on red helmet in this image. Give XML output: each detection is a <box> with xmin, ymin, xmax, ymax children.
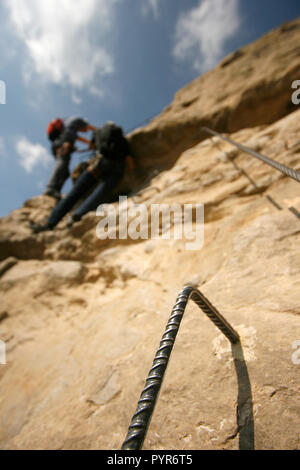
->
<box><xmin>47</xmin><ymin>118</ymin><xmax>63</xmax><ymax>141</ymax></box>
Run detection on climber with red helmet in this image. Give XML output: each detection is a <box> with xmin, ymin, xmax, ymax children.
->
<box><xmin>45</xmin><ymin>116</ymin><xmax>97</xmax><ymax>200</ymax></box>
<box><xmin>31</xmin><ymin>122</ymin><xmax>131</xmax><ymax>234</ymax></box>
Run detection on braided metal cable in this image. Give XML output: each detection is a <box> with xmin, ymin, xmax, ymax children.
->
<box><xmin>212</xmin><ymin>133</ymin><xmax>284</xmax><ymax>212</ymax></box>
<box><xmin>201</xmin><ymin>127</ymin><xmax>300</xmax><ymax>184</ymax></box>
<box><xmin>209</xmin><ymin>128</ymin><xmax>300</xmax><ymax>222</ymax></box>
<box><xmin>125</xmin><ymin>112</ymin><xmax>160</xmax><ymax>134</ymax></box>
<box><xmin>121</xmin><ymin>284</ymin><xmax>239</xmax><ymax>450</ymax></box>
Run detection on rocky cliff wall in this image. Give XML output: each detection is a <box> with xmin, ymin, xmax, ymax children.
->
<box><xmin>0</xmin><ymin>19</ymin><xmax>299</xmax><ymax>450</ymax></box>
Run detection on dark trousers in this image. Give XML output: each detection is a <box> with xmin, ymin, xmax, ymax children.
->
<box><xmin>47</xmin><ymin>168</ymin><xmax>122</xmax><ymax>228</ymax></box>
<box><xmin>46</xmin><ymin>154</ymin><xmax>71</xmax><ymax>193</ymax></box>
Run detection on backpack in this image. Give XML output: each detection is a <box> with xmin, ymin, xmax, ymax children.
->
<box><xmin>94</xmin><ymin>122</ymin><xmax>129</xmax><ymax>159</ymax></box>
<box><xmin>71</xmin><ymin>123</ymin><xmax>133</xmax><ymax>184</ymax></box>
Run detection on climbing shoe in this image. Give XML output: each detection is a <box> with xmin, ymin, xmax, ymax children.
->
<box><xmin>66</xmin><ymin>213</ymin><xmax>81</xmax><ymax>229</ymax></box>
<box><xmin>66</xmin><ymin>216</ymin><xmax>74</xmax><ymax>229</ymax></box>
<box><xmin>43</xmin><ymin>189</ymin><xmax>62</xmax><ymax>201</ymax></box>
<box><xmin>31</xmin><ymin>222</ymin><xmax>53</xmax><ymax>234</ymax></box>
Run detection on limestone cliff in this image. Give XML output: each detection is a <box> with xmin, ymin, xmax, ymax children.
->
<box><xmin>0</xmin><ymin>18</ymin><xmax>300</xmax><ymax>450</ymax></box>
<box><xmin>129</xmin><ymin>17</ymin><xmax>300</xmax><ymax>180</ymax></box>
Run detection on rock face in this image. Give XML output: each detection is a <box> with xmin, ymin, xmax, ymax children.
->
<box><xmin>128</xmin><ymin>17</ymin><xmax>300</xmax><ymax>181</ymax></box>
<box><xmin>0</xmin><ymin>19</ymin><xmax>300</xmax><ymax>450</ymax></box>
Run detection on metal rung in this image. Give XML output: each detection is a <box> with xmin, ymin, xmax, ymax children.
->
<box><xmin>121</xmin><ymin>284</ymin><xmax>240</xmax><ymax>450</ymax></box>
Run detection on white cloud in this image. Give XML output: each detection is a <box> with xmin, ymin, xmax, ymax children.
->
<box><xmin>90</xmin><ymin>86</ymin><xmax>106</xmax><ymax>99</ymax></box>
<box><xmin>141</xmin><ymin>0</ymin><xmax>160</xmax><ymax>19</ymax></box>
<box><xmin>0</xmin><ymin>137</ymin><xmax>6</xmax><ymax>157</ymax></box>
<box><xmin>16</xmin><ymin>137</ymin><xmax>52</xmax><ymax>173</ymax></box>
<box><xmin>71</xmin><ymin>92</ymin><xmax>83</xmax><ymax>105</ymax></box>
<box><xmin>173</xmin><ymin>0</ymin><xmax>241</xmax><ymax>73</ymax></box>
<box><xmin>4</xmin><ymin>0</ymin><xmax>119</xmax><ymax>96</ymax></box>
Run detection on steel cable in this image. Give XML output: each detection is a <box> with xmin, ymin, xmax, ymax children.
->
<box><xmin>201</xmin><ymin>126</ymin><xmax>300</xmax><ymax>184</ymax></box>
<box><xmin>202</xmin><ymin>126</ymin><xmax>300</xmax><ymax>220</ymax></box>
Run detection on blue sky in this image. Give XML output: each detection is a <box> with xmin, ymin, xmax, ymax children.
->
<box><xmin>0</xmin><ymin>0</ymin><xmax>299</xmax><ymax>217</ymax></box>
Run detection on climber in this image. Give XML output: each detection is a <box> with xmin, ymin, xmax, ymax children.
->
<box><xmin>31</xmin><ymin>122</ymin><xmax>131</xmax><ymax>233</ymax></box>
<box><xmin>45</xmin><ymin>116</ymin><xmax>97</xmax><ymax>200</ymax></box>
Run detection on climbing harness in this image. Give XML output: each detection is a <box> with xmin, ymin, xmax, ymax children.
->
<box><xmin>121</xmin><ymin>284</ymin><xmax>239</xmax><ymax>450</ymax></box>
